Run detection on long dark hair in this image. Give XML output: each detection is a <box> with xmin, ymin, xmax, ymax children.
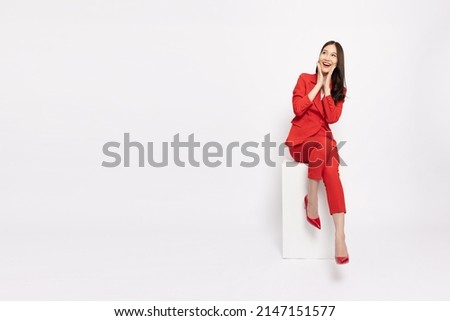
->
<box><xmin>316</xmin><ymin>40</ymin><xmax>346</xmax><ymax>104</ymax></box>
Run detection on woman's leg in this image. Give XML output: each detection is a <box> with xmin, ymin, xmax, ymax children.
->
<box><xmin>307</xmin><ymin>178</ymin><xmax>320</xmax><ymax>219</ymax></box>
<box><xmin>289</xmin><ymin>137</ymin><xmax>325</xmax><ymax>219</ymax></box>
<box><xmin>289</xmin><ymin>134</ymin><xmax>349</xmax><ymax>260</ymax></box>
<box><xmin>321</xmin><ymin>137</ymin><xmax>348</xmax><ymax>259</ymax></box>
<box><xmin>321</xmin><ymin>150</ymin><xmax>346</xmax><ymax>214</ymax></box>
<box><xmin>304</xmin><ymin>137</ymin><xmax>326</xmax><ymax>220</ymax></box>
<box><xmin>332</xmin><ymin>213</ymin><xmax>348</xmax><ymax>258</ymax></box>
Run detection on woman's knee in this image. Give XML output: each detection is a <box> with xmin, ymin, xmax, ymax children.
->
<box><xmin>288</xmin><ymin>145</ymin><xmax>302</xmax><ymax>162</ymax></box>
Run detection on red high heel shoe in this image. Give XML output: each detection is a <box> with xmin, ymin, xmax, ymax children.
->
<box><xmin>335</xmin><ymin>239</ymin><xmax>349</xmax><ymax>264</ymax></box>
<box><xmin>304</xmin><ymin>195</ymin><xmax>321</xmax><ymax>229</ymax></box>
<box><xmin>335</xmin><ymin>256</ymin><xmax>350</xmax><ymax>265</ymax></box>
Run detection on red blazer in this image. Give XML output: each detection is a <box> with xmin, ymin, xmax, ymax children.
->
<box><xmin>285</xmin><ymin>73</ymin><xmax>346</xmax><ymax>147</ymax></box>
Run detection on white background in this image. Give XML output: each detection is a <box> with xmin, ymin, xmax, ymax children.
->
<box><xmin>1</xmin><ymin>0</ymin><xmax>450</xmax><ymax>300</ymax></box>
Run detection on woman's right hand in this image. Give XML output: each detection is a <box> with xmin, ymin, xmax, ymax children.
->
<box><xmin>316</xmin><ymin>62</ymin><xmax>324</xmax><ymax>88</ymax></box>
<box><xmin>307</xmin><ymin>62</ymin><xmax>324</xmax><ymax>103</ymax></box>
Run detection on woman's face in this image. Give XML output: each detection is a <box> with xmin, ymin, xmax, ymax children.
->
<box><xmin>318</xmin><ymin>44</ymin><xmax>338</xmax><ymax>74</ymax></box>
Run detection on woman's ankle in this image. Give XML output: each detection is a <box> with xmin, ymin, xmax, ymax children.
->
<box><xmin>335</xmin><ymin>232</ymin><xmax>346</xmax><ymax>240</ymax></box>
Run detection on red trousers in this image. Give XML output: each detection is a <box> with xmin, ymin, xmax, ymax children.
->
<box><xmin>288</xmin><ymin>128</ymin><xmax>346</xmax><ymax>215</ymax></box>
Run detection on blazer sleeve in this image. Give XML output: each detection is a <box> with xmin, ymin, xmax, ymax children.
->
<box><xmin>292</xmin><ymin>74</ymin><xmax>313</xmax><ymax>117</ymax></box>
<box><xmin>322</xmin><ymin>87</ymin><xmax>347</xmax><ymax>124</ymax></box>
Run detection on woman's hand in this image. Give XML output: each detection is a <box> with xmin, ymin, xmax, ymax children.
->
<box><xmin>324</xmin><ymin>64</ymin><xmax>336</xmax><ymax>96</ymax></box>
<box><xmin>324</xmin><ymin>64</ymin><xmax>336</xmax><ymax>88</ymax></box>
<box><xmin>316</xmin><ymin>62</ymin><xmax>324</xmax><ymax>88</ymax></box>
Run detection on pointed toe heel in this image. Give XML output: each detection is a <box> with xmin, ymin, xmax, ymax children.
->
<box><xmin>335</xmin><ymin>256</ymin><xmax>350</xmax><ymax>265</ymax></box>
<box><xmin>304</xmin><ymin>195</ymin><xmax>321</xmax><ymax>230</ymax></box>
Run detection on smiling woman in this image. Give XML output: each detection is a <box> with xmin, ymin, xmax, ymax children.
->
<box><xmin>316</xmin><ymin>42</ymin><xmax>346</xmax><ymax>104</ymax></box>
<box><xmin>284</xmin><ymin>40</ymin><xmax>349</xmax><ymax>265</ymax></box>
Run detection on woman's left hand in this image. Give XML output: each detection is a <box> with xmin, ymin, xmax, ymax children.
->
<box><xmin>323</xmin><ymin>64</ymin><xmax>336</xmax><ymax>96</ymax></box>
<box><xmin>324</xmin><ymin>64</ymin><xmax>336</xmax><ymax>88</ymax></box>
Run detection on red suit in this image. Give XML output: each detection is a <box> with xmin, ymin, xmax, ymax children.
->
<box><xmin>285</xmin><ymin>73</ymin><xmax>346</xmax><ymax>214</ymax></box>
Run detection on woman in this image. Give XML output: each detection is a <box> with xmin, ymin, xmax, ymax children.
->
<box><xmin>285</xmin><ymin>40</ymin><xmax>349</xmax><ymax>265</ymax></box>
